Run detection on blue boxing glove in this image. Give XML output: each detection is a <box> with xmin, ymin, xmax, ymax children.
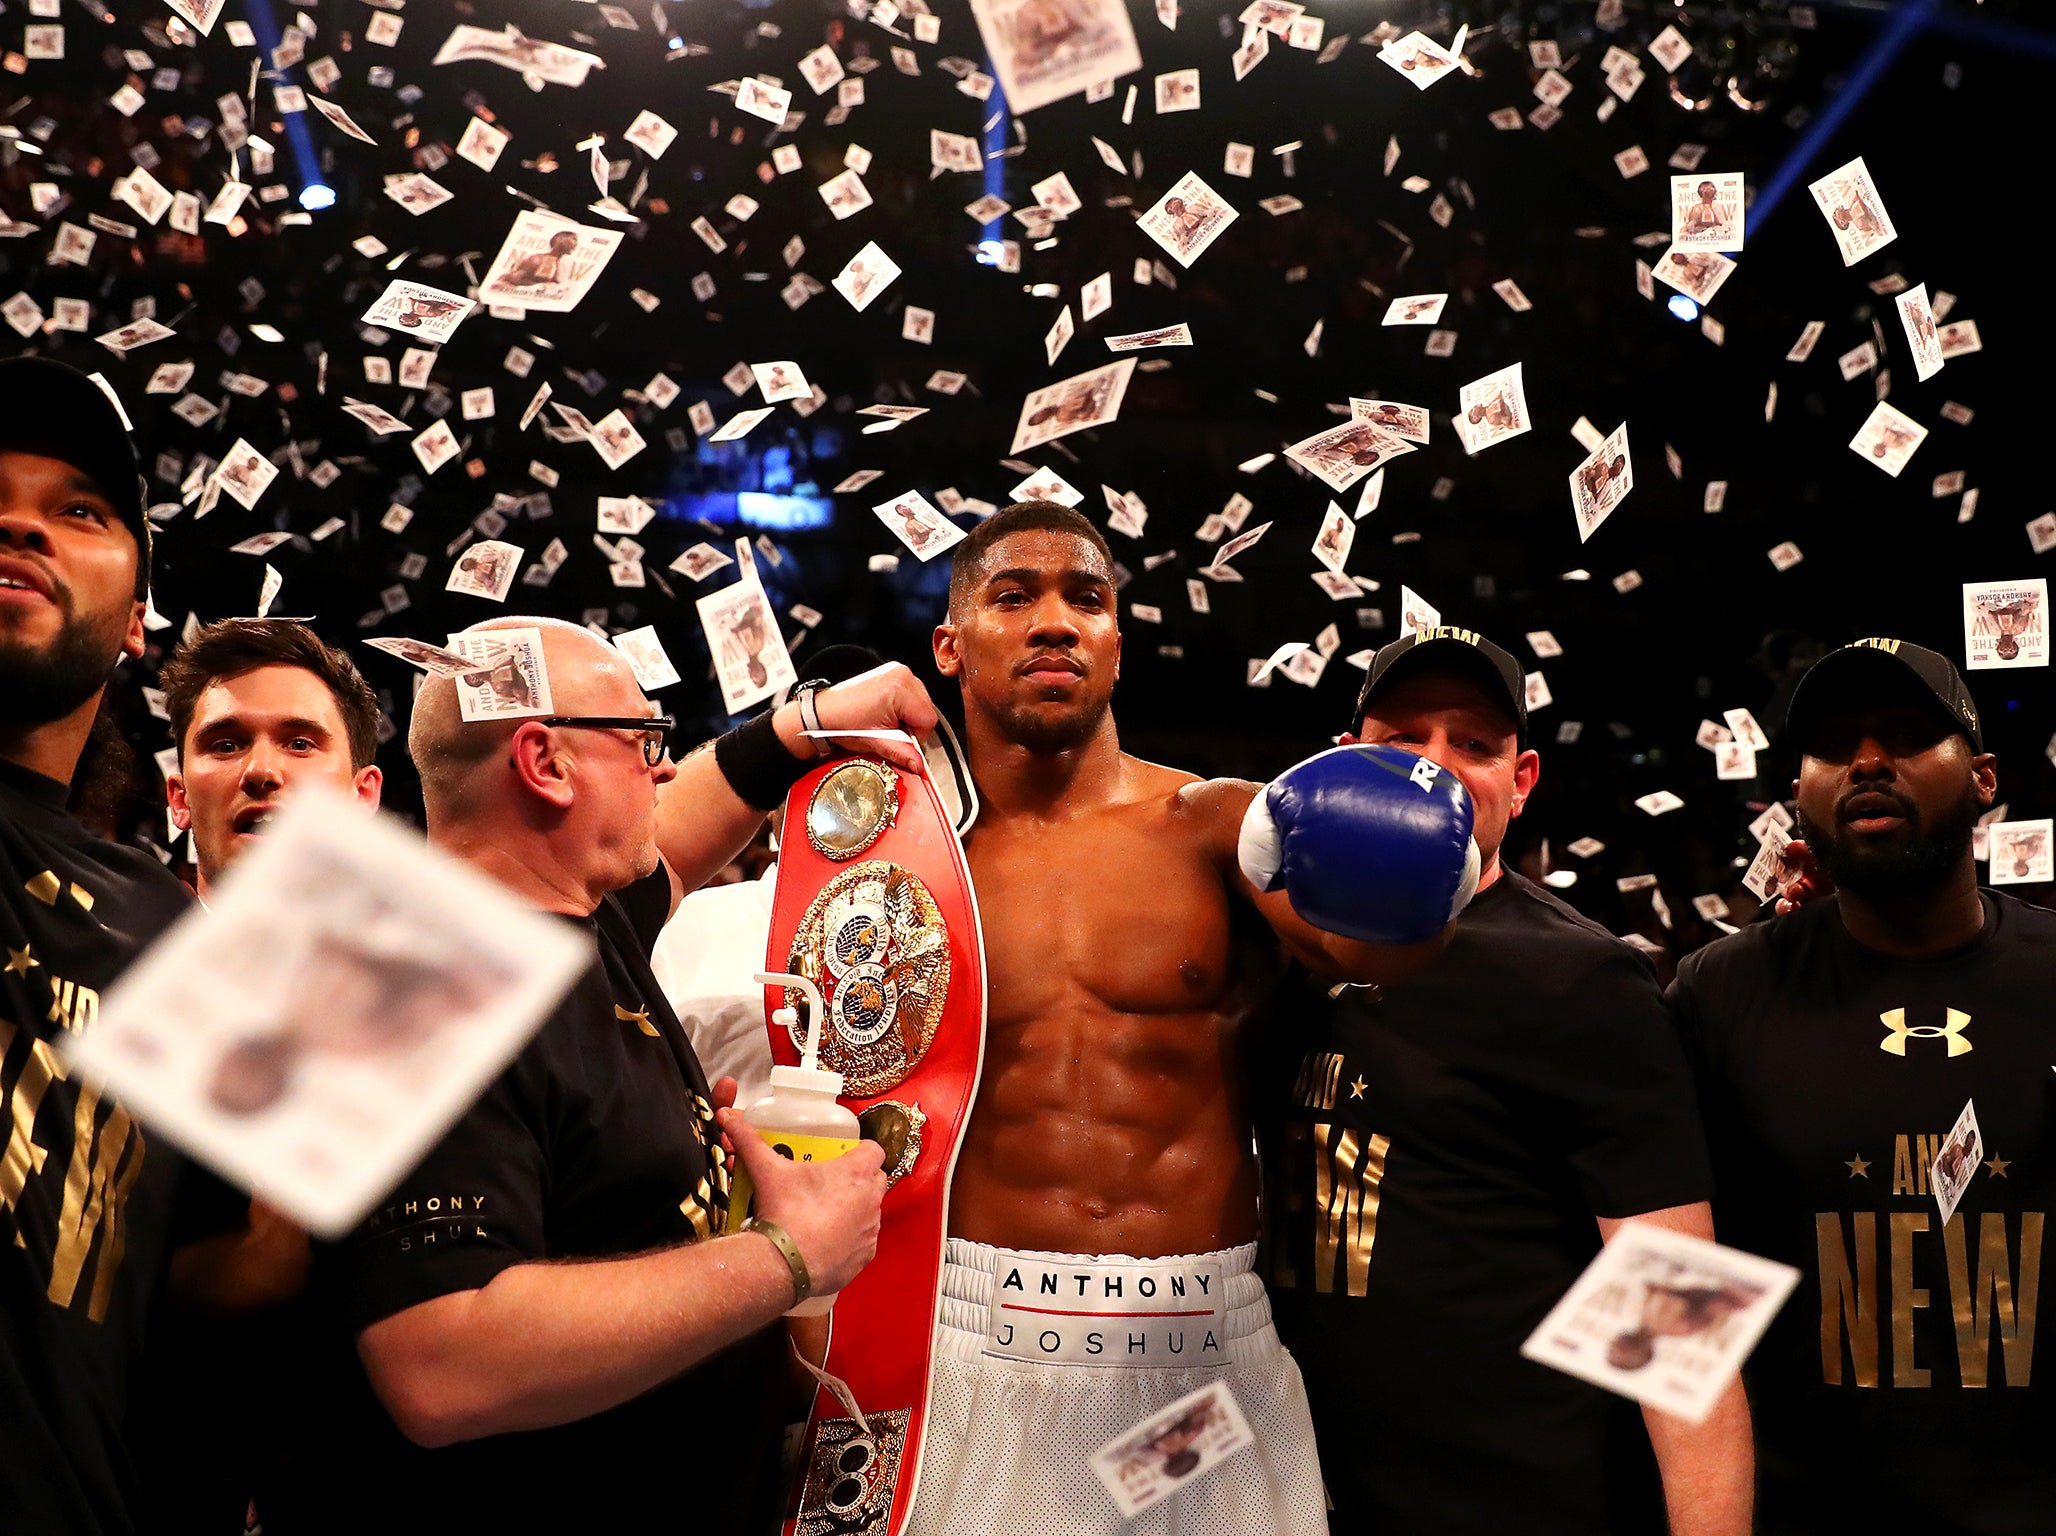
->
<box><xmin>1238</xmin><ymin>744</ymin><xmax>1480</xmax><ymax>944</ymax></box>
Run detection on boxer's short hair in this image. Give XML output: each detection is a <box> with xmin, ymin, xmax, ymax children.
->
<box><xmin>947</xmin><ymin>501</ymin><xmax>1114</xmax><ymax>616</ymax></box>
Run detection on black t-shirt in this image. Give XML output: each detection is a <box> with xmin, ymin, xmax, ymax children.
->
<box><xmin>1</xmin><ymin>757</ymin><xmax>195</xmax><ymax>1535</ymax></box>
<box><xmin>1671</xmin><ymin>891</ymin><xmax>2056</xmax><ymax>1536</ymax></box>
<box><xmin>317</xmin><ymin>867</ymin><xmax>786</xmax><ymax>1534</ymax></box>
<box><xmin>1259</xmin><ymin>873</ymin><xmax>1715</xmax><ymax>1536</ymax></box>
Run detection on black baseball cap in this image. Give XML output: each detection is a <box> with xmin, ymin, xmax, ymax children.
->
<box><xmin>1353</xmin><ymin>626</ymin><xmax>1528</xmax><ymax>746</ymax></box>
<box><xmin>1785</xmin><ymin>637</ymin><xmax>1983</xmax><ymax>754</ymax></box>
<box><xmin>0</xmin><ymin>355</ymin><xmax>151</xmax><ymax>594</ymax></box>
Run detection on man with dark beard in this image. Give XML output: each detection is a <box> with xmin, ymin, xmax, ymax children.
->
<box><xmin>1668</xmin><ymin>637</ymin><xmax>2056</xmax><ymax>1536</ymax></box>
<box><xmin>906</xmin><ymin>501</ymin><xmax>1481</xmax><ymax>1536</ymax></box>
<box><xmin>0</xmin><ymin>357</ymin><xmax>197</xmax><ymax>1533</ymax></box>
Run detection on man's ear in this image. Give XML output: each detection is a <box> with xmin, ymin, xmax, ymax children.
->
<box><xmin>354</xmin><ymin>764</ymin><xmax>385</xmax><ymax>810</ymax></box>
<box><xmin>122</xmin><ymin>598</ymin><xmax>146</xmax><ymax>662</ymax></box>
<box><xmin>166</xmin><ymin>770</ymin><xmax>191</xmax><ymax>832</ymax></box>
<box><xmin>1972</xmin><ymin>752</ymin><xmax>2000</xmax><ymax>808</ymax></box>
<box><xmin>508</xmin><ymin>722</ymin><xmax>574</xmax><ymax>809</ymax></box>
<box><xmin>933</xmin><ymin>621</ymin><xmax>961</xmax><ymax>679</ymax></box>
<box><xmin>1510</xmin><ymin>749</ymin><xmax>1542</xmax><ymax>816</ymax></box>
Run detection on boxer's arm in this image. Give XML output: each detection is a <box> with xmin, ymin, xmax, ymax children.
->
<box><xmin>1597</xmin><ymin>1204</ymin><xmax>1754</xmax><ymax>1536</ymax></box>
<box><xmin>655</xmin><ymin>664</ymin><xmax>938</xmax><ymax>913</ymax></box>
<box><xmin>1195</xmin><ymin>779</ymin><xmax>1453</xmax><ymax>985</ymax></box>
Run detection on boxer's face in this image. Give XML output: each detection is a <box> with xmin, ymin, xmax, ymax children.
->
<box><xmin>935</xmin><ymin>528</ymin><xmax>1119</xmax><ymax>754</ymax></box>
<box><xmin>1349</xmin><ymin>668</ymin><xmax>1537</xmax><ymax>877</ymax></box>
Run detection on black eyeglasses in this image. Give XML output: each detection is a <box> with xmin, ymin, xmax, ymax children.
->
<box><xmin>540</xmin><ymin>715</ymin><xmax>677</xmax><ymax>767</ymax></box>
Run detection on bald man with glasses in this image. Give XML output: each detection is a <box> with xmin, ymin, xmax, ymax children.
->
<box><xmin>314</xmin><ymin>616</ymin><xmax>942</xmax><ymax>1534</ymax></box>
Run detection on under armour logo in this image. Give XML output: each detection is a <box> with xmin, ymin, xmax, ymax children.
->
<box><xmin>1408</xmin><ymin>757</ymin><xmax>1442</xmax><ymax>793</ymax></box>
<box><xmin>1879</xmin><ymin>1006</ymin><xmax>1973</xmax><ymax>1058</ymax></box>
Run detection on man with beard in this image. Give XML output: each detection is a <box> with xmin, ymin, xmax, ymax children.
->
<box><xmin>906</xmin><ymin>501</ymin><xmax>1480</xmax><ymax>1536</ymax></box>
<box><xmin>0</xmin><ymin>357</ymin><xmax>196</xmax><ymax>1533</ymax></box>
<box><xmin>1669</xmin><ymin>637</ymin><xmax>2055</xmax><ymax>1535</ymax></box>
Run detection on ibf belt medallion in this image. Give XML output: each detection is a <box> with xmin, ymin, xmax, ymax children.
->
<box><xmin>787</xmin><ymin>861</ymin><xmax>949</xmax><ymax>1096</ymax></box>
<box><xmin>807</xmin><ymin>759</ymin><xmax>899</xmax><ymax>860</ymax></box>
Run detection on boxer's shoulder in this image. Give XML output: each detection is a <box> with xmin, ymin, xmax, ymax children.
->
<box><xmin>1166</xmin><ymin>771</ymin><xmax>1260</xmax><ymax>846</ymax></box>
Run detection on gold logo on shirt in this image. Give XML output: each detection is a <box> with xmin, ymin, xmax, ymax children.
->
<box><xmin>1879</xmin><ymin>1006</ymin><xmax>1972</xmax><ymax>1058</ymax></box>
<box><xmin>22</xmin><ymin>871</ymin><xmax>94</xmax><ymax>912</ymax></box>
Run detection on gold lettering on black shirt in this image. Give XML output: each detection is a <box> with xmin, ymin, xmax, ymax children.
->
<box><xmin>44</xmin><ymin>1078</ymin><xmax>144</xmax><ymax>1323</ymax></box>
<box><xmin>1819</xmin><ymin>1209</ymin><xmax>2046</xmax><ymax>1389</ymax></box>
<box><xmin>42</xmin><ymin>974</ymin><xmax>98</xmax><ymax>1036</ymax></box>
<box><xmin>1312</xmin><ymin>1124</ymin><xmax>1388</xmax><ymax>1297</ymax></box>
<box><xmin>676</xmin><ymin>1092</ymin><xmax>727</xmax><ymax>1241</ymax></box>
<box><xmin>1942</xmin><ymin>1212</ymin><xmax>2042</xmax><ymax>1387</ymax></box>
<box><xmin>1</xmin><ymin>1019</ymin><xmax>65</xmax><ymax>1216</ymax></box>
<box><xmin>1818</xmin><ymin>1212</ymin><xmax>1881</xmax><ymax>1387</ymax></box>
<box><xmin>1890</xmin><ymin>1212</ymin><xmax>1933</xmax><ymax>1387</ymax></box>
<box><xmin>1893</xmin><ymin>1133</ymin><xmax>1946</xmax><ymax>1198</ymax></box>
<box><xmin>1293</xmin><ymin>1051</ymin><xmax>1345</xmax><ymax>1114</ymax></box>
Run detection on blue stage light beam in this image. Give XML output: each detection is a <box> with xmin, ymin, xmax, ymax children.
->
<box><xmin>1752</xmin><ymin>0</ymin><xmax>1937</xmax><ymax>229</ymax></box>
<box><xmin>979</xmin><ymin>75</ymin><xmax>1010</xmax><ymax>257</ymax></box>
<box><xmin>239</xmin><ymin>0</ymin><xmax>331</xmax><ymax>215</ymax></box>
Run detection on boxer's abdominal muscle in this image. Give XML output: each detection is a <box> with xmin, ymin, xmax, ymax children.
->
<box><xmin>948</xmin><ymin>775</ymin><xmax>1266</xmax><ymax>1259</ymax></box>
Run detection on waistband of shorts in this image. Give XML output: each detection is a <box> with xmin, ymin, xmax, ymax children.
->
<box><xmin>936</xmin><ymin>1238</ymin><xmax>1277</xmax><ymax>1364</ymax></box>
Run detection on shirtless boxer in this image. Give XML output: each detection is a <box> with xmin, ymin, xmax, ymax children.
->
<box><xmin>907</xmin><ymin>502</ymin><xmax>1477</xmax><ymax>1535</ymax></box>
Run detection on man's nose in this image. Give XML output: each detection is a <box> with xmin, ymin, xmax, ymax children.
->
<box><xmin>0</xmin><ymin>505</ymin><xmax>56</xmax><ymax>554</ymax></box>
<box><xmin>242</xmin><ymin>743</ymin><xmax>287</xmax><ymax>790</ymax></box>
<box><xmin>1847</xmin><ymin>736</ymin><xmax>1895</xmax><ymax>779</ymax></box>
<box><xmin>1026</xmin><ymin>598</ymin><xmax>1080</xmax><ymax>642</ymax></box>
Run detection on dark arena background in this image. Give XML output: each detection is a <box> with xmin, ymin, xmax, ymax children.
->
<box><xmin>5</xmin><ymin>0</ymin><xmax>2051</xmax><ymax>956</ymax></box>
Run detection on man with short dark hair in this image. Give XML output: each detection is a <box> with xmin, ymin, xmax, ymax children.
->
<box><xmin>1670</xmin><ymin>638</ymin><xmax>2056</xmax><ymax>1535</ymax></box>
<box><xmin>1260</xmin><ymin>626</ymin><xmax>1750</xmax><ymax>1536</ymax></box>
<box><xmin>144</xmin><ymin>617</ymin><xmax>387</xmax><ymax>1531</ymax></box>
<box><xmin>0</xmin><ymin>355</ymin><xmax>196</xmax><ymax>1534</ymax></box>
<box><xmin>160</xmin><ymin>618</ymin><xmax>383</xmax><ymax>902</ymax></box>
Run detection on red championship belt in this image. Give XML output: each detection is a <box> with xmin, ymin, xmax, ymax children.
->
<box><xmin>764</xmin><ymin>752</ymin><xmax>985</xmax><ymax>1536</ymax></box>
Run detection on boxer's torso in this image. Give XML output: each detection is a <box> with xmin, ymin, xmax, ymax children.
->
<box><xmin>950</xmin><ymin>756</ymin><xmax>1274</xmax><ymax>1258</ymax></box>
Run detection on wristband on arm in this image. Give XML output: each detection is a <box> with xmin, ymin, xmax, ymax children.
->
<box><xmin>743</xmin><ymin>1217</ymin><xmax>812</xmax><ymax>1306</ymax></box>
<box><xmin>712</xmin><ymin>709</ymin><xmax>813</xmax><ymax>811</ymax></box>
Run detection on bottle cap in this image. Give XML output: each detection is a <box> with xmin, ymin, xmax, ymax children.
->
<box><xmin>769</xmin><ymin>1062</ymin><xmax>845</xmax><ymax>1096</ymax></box>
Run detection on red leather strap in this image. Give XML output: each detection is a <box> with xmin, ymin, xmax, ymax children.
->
<box><xmin>765</xmin><ymin>756</ymin><xmax>985</xmax><ymax>1536</ymax></box>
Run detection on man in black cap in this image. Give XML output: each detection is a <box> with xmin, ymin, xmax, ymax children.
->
<box><xmin>1669</xmin><ymin>638</ymin><xmax>2054</xmax><ymax>1535</ymax></box>
<box><xmin>0</xmin><ymin>355</ymin><xmax>196</xmax><ymax>1533</ymax></box>
<box><xmin>1261</xmin><ymin>626</ymin><xmax>1751</xmax><ymax>1536</ymax></box>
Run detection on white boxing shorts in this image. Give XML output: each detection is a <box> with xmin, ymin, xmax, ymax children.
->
<box><xmin>905</xmin><ymin>1239</ymin><xmax>1328</xmax><ymax>1536</ymax></box>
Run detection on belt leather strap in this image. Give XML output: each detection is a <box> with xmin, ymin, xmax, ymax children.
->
<box><xmin>765</xmin><ymin>754</ymin><xmax>986</xmax><ymax>1536</ymax></box>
